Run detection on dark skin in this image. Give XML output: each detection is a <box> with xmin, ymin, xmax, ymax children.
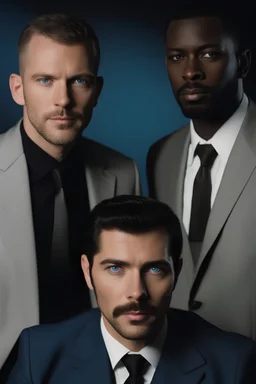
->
<box><xmin>165</xmin><ymin>17</ymin><xmax>251</xmax><ymax>140</ymax></box>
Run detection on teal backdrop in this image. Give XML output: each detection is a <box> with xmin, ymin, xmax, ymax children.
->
<box><xmin>0</xmin><ymin>1</ymin><xmax>254</xmax><ymax>194</ymax></box>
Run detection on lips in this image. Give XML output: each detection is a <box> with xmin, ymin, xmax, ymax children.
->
<box><xmin>124</xmin><ymin>311</ymin><xmax>151</xmax><ymax>321</ymax></box>
<box><xmin>180</xmin><ymin>88</ymin><xmax>209</xmax><ymax>95</ymax></box>
<box><xmin>180</xmin><ymin>88</ymin><xmax>209</xmax><ymax>102</ymax></box>
<box><xmin>51</xmin><ymin>117</ymin><xmax>75</xmax><ymax>120</ymax></box>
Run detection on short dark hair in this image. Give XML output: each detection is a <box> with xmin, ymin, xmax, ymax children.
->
<box><xmin>18</xmin><ymin>13</ymin><xmax>100</xmax><ymax>73</ymax></box>
<box><xmin>83</xmin><ymin>195</ymin><xmax>183</xmax><ymax>276</ymax></box>
<box><xmin>164</xmin><ymin>2</ymin><xmax>245</xmax><ymax>51</ymax></box>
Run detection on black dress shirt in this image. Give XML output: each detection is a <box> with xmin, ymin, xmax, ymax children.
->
<box><xmin>21</xmin><ymin>123</ymin><xmax>91</xmax><ymax>323</ymax></box>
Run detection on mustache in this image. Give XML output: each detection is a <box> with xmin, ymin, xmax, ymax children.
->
<box><xmin>178</xmin><ymin>83</ymin><xmax>212</xmax><ymax>96</ymax></box>
<box><xmin>46</xmin><ymin>110</ymin><xmax>82</xmax><ymax>119</ymax></box>
<box><xmin>113</xmin><ymin>302</ymin><xmax>156</xmax><ymax>318</ymax></box>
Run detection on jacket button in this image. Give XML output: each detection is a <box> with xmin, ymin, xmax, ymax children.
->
<box><xmin>189</xmin><ymin>300</ymin><xmax>202</xmax><ymax>310</ymax></box>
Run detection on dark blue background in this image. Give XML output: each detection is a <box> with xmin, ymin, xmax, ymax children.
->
<box><xmin>0</xmin><ymin>1</ymin><xmax>255</xmax><ymax>193</ymax></box>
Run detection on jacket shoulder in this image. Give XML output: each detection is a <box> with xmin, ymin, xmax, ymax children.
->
<box><xmin>147</xmin><ymin>126</ymin><xmax>189</xmax><ymax>198</ymax></box>
<box><xmin>26</xmin><ymin>309</ymin><xmax>100</xmax><ymax>342</ymax></box>
<box><xmin>81</xmin><ymin>137</ymin><xmax>134</xmax><ymax>165</ymax></box>
<box><xmin>147</xmin><ymin>125</ymin><xmax>189</xmax><ymax>175</ymax></box>
<box><xmin>7</xmin><ymin>310</ymin><xmax>101</xmax><ymax>383</ymax></box>
<box><xmin>170</xmin><ymin>308</ymin><xmax>256</xmax><ymax>352</ymax></box>
<box><xmin>147</xmin><ymin>125</ymin><xmax>189</xmax><ymax>162</ymax></box>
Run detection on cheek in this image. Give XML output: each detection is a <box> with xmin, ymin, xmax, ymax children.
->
<box><xmin>147</xmin><ymin>276</ymin><xmax>174</xmax><ymax>299</ymax></box>
<box><xmin>93</xmin><ymin>274</ymin><xmax>121</xmax><ymax>303</ymax></box>
<box><xmin>24</xmin><ymin>86</ymin><xmax>48</xmax><ymax>109</ymax></box>
<box><xmin>207</xmin><ymin>61</ymin><xmax>237</xmax><ymax>86</ymax></box>
<box><xmin>167</xmin><ymin>68</ymin><xmax>182</xmax><ymax>90</ymax></box>
<box><xmin>75</xmin><ymin>89</ymin><xmax>95</xmax><ymax>107</ymax></box>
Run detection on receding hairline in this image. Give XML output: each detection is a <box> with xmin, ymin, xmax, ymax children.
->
<box><xmin>18</xmin><ymin>32</ymin><xmax>99</xmax><ymax>75</ymax></box>
<box><xmin>18</xmin><ymin>14</ymin><xmax>100</xmax><ymax>74</ymax></box>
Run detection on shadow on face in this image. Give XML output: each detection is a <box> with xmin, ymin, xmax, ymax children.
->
<box><xmin>165</xmin><ymin>16</ymin><xmax>248</xmax><ymax>121</ymax></box>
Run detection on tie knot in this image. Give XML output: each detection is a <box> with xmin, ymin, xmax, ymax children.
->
<box><xmin>52</xmin><ymin>168</ymin><xmax>63</xmax><ymax>192</ymax></box>
<box><xmin>122</xmin><ymin>354</ymin><xmax>148</xmax><ymax>378</ymax></box>
<box><xmin>195</xmin><ymin>144</ymin><xmax>217</xmax><ymax>168</ymax></box>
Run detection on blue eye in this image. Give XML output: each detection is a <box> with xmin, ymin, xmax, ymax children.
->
<box><xmin>74</xmin><ymin>79</ymin><xmax>86</xmax><ymax>85</ymax></box>
<box><xmin>108</xmin><ymin>266</ymin><xmax>121</xmax><ymax>273</ymax></box>
<box><xmin>150</xmin><ymin>267</ymin><xmax>161</xmax><ymax>274</ymax></box>
<box><xmin>39</xmin><ymin>78</ymin><xmax>50</xmax><ymax>84</ymax></box>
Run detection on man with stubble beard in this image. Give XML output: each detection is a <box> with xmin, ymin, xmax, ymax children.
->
<box><xmin>0</xmin><ymin>13</ymin><xmax>140</xmax><ymax>380</ymax></box>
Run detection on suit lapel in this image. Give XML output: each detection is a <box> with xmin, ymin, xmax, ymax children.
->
<box><xmin>158</xmin><ymin>127</ymin><xmax>195</xmax><ymax>285</ymax></box>
<box><xmin>49</xmin><ymin>311</ymin><xmax>113</xmax><ymax>384</ymax></box>
<box><xmin>0</xmin><ymin>122</ymin><xmax>39</xmax><ymax>325</ymax></box>
<box><xmin>85</xmin><ymin>165</ymin><xmax>116</xmax><ymax>210</ymax></box>
<box><xmin>158</xmin><ymin>126</ymin><xmax>190</xmax><ymax>219</ymax></box>
<box><xmin>81</xmin><ymin>140</ymin><xmax>116</xmax><ymax>210</ymax></box>
<box><xmin>152</xmin><ymin>312</ymin><xmax>208</xmax><ymax>384</ymax></box>
<box><xmin>171</xmin><ymin>128</ymin><xmax>195</xmax><ymax>285</ymax></box>
<box><xmin>152</xmin><ymin>350</ymin><xmax>207</xmax><ymax>384</ymax></box>
<box><xmin>196</xmin><ymin>101</ymin><xmax>256</xmax><ymax>271</ymax></box>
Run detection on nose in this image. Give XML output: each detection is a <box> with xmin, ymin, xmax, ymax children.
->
<box><xmin>127</xmin><ymin>271</ymin><xmax>148</xmax><ymax>301</ymax></box>
<box><xmin>182</xmin><ymin>57</ymin><xmax>205</xmax><ymax>82</ymax></box>
<box><xmin>53</xmin><ymin>81</ymin><xmax>71</xmax><ymax>108</ymax></box>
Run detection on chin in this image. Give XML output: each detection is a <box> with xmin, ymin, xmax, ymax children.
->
<box><xmin>181</xmin><ymin>105</ymin><xmax>212</xmax><ymax>120</ymax></box>
<box><xmin>120</xmin><ymin>329</ymin><xmax>151</xmax><ymax>341</ymax></box>
<box><xmin>50</xmin><ymin>130</ymin><xmax>81</xmax><ymax>145</ymax></box>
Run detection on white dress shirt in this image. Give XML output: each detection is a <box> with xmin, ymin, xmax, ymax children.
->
<box><xmin>183</xmin><ymin>94</ymin><xmax>249</xmax><ymax>234</ymax></box>
<box><xmin>100</xmin><ymin>317</ymin><xmax>167</xmax><ymax>384</ymax></box>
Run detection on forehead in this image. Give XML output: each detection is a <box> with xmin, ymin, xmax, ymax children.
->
<box><xmin>166</xmin><ymin>16</ymin><xmax>228</xmax><ymax>48</ymax></box>
<box><xmin>21</xmin><ymin>34</ymin><xmax>94</xmax><ymax>74</ymax></box>
<box><xmin>96</xmin><ymin>229</ymin><xmax>169</xmax><ymax>259</ymax></box>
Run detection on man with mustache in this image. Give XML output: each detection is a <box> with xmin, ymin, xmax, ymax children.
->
<box><xmin>7</xmin><ymin>195</ymin><xmax>256</xmax><ymax>383</ymax></box>
<box><xmin>147</xmin><ymin>4</ymin><xmax>256</xmax><ymax>339</ymax></box>
<box><xmin>0</xmin><ymin>13</ymin><xmax>140</xmax><ymax>381</ymax></box>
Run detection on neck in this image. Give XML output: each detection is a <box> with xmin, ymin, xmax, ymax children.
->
<box><xmin>192</xmin><ymin>119</ymin><xmax>227</xmax><ymax>140</ymax></box>
<box><xmin>193</xmin><ymin>91</ymin><xmax>243</xmax><ymax>140</ymax></box>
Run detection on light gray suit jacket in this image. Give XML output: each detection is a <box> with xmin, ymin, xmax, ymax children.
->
<box><xmin>0</xmin><ymin>121</ymin><xmax>140</xmax><ymax>368</ymax></box>
<box><xmin>147</xmin><ymin>99</ymin><xmax>256</xmax><ymax>340</ymax></box>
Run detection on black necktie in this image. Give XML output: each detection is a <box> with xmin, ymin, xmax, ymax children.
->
<box><xmin>122</xmin><ymin>354</ymin><xmax>148</xmax><ymax>384</ymax></box>
<box><xmin>51</xmin><ymin>168</ymin><xmax>69</xmax><ymax>273</ymax></box>
<box><xmin>189</xmin><ymin>144</ymin><xmax>218</xmax><ymax>242</ymax></box>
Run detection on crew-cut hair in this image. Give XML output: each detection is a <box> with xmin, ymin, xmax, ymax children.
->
<box><xmin>18</xmin><ymin>13</ymin><xmax>100</xmax><ymax>73</ymax></box>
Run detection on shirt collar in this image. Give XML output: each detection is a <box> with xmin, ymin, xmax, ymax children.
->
<box><xmin>188</xmin><ymin>94</ymin><xmax>248</xmax><ymax>166</ymax></box>
<box><xmin>100</xmin><ymin>316</ymin><xmax>167</xmax><ymax>370</ymax></box>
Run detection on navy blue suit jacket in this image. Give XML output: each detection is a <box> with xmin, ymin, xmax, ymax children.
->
<box><xmin>7</xmin><ymin>308</ymin><xmax>256</xmax><ymax>383</ymax></box>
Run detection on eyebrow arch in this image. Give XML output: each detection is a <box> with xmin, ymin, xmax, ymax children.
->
<box><xmin>142</xmin><ymin>260</ymin><xmax>171</xmax><ymax>269</ymax></box>
<box><xmin>100</xmin><ymin>259</ymin><xmax>171</xmax><ymax>269</ymax></box>
<box><xmin>68</xmin><ymin>73</ymin><xmax>96</xmax><ymax>81</ymax></box>
<box><xmin>100</xmin><ymin>259</ymin><xmax>129</xmax><ymax>266</ymax></box>
<box><xmin>31</xmin><ymin>72</ymin><xmax>95</xmax><ymax>81</ymax></box>
<box><xmin>167</xmin><ymin>44</ymin><xmax>221</xmax><ymax>52</ymax></box>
